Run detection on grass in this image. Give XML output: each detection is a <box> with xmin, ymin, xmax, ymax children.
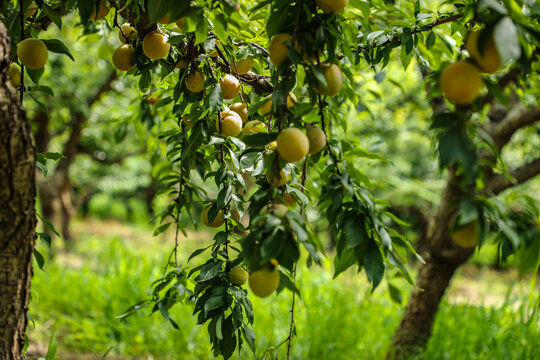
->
<box><xmin>27</xmin><ymin>219</ymin><xmax>540</xmax><ymax>360</ymax></box>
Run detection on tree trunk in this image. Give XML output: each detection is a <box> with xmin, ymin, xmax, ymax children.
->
<box><xmin>388</xmin><ymin>257</ymin><xmax>458</xmax><ymax>358</ymax></box>
<box><xmin>387</xmin><ymin>171</ymin><xmax>475</xmax><ymax>359</ymax></box>
<box><xmin>0</xmin><ymin>22</ymin><xmax>37</xmax><ymax>360</ymax></box>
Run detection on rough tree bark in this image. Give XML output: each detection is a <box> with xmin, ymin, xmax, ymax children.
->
<box><xmin>387</xmin><ymin>170</ymin><xmax>475</xmax><ymax>359</ymax></box>
<box><xmin>0</xmin><ymin>21</ymin><xmax>37</xmax><ymax>360</ymax></box>
<box><xmin>387</xmin><ymin>62</ymin><xmax>540</xmax><ymax>359</ymax></box>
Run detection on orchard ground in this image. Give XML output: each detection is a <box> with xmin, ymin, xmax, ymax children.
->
<box><xmin>27</xmin><ymin>219</ymin><xmax>540</xmax><ymax>360</ymax></box>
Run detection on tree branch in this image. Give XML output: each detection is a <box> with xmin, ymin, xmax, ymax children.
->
<box><xmin>487</xmin><ymin>105</ymin><xmax>540</xmax><ymax>149</ymax></box>
<box><xmin>77</xmin><ymin>144</ymin><xmax>144</xmax><ymax>164</ymax></box>
<box><xmin>213</xmin><ymin>58</ymin><xmax>273</xmax><ymax>94</ymax></box>
<box><xmin>56</xmin><ymin>71</ymin><xmax>118</xmax><ymax>172</ymax></box>
<box><xmin>360</xmin><ymin>12</ymin><xmax>463</xmax><ymax>50</ymax></box>
<box><xmin>484</xmin><ymin>157</ymin><xmax>540</xmax><ymax>195</ymax></box>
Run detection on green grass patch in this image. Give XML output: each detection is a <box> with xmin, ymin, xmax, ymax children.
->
<box><xmin>28</xmin><ymin>221</ymin><xmax>540</xmax><ymax>359</ymax></box>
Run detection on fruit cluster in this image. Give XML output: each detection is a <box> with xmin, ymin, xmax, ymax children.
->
<box><xmin>440</xmin><ymin>29</ymin><xmax>503</xmax><ymax>106</ymax></box>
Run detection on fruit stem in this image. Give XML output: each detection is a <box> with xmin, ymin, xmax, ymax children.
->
<box><xmin>113</xmin><ymin>8</ymin><xmax>129</xmax><ymax>45</ymax></box>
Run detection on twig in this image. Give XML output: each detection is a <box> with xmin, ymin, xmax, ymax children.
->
<box><xmin>113</xmin><ymin>8</ymin><xmax>129</xmax><ymax>45</ymax></box>
<box><xmin>317</xmin><ymin>94</ymin><xmax>341</xmax><ymax>175</ymax></box>
<box><xmin>286</xmin><ymin>263</ymin><xmax>297</xmax><ymax>360</ymax></box>
<box><xmin>230</xmin><ymin>56</ymin><xmax>248</xmax><ymax>107</ymax></box>
<box><xmin>360</xmin><ymin>12</ymin><xmax>463</xmax><ymax>51</ymax></box>
<box><xmin>292</xmin><ymin>0</ymin><xmax>304</xmax><ymax>42</ymax></box>
<box><xmin>234</xmin><ymin>41</ymin><xmax>269</xmax><ymax>56</ymax></box>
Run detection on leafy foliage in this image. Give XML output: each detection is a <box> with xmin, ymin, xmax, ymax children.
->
<box><xmin>2</xmin><ymin>0</ymin><xmax>539</xmax><ymax>358</ymax></box>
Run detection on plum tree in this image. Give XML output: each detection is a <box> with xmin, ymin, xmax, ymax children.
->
<box><xmin>1</xmin><ymin>1</ymin><xmax>539</xmax><ymax>360</ymax></box>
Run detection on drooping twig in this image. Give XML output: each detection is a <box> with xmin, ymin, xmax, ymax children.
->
<box><xmin>317</xmin><ymin>94</ymin><xmax>341</xmax><ymax>175</ymax></box>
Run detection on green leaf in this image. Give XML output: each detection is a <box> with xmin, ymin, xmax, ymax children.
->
<box><xmin>36</xmin><ymin>152</ymin><xmax>65</xmax><ymax>162</ymax></box>
<box><xmin>333</xmin><ymin>248</ymin><xmax>356</xmax><ymax>278</ymax></box>
<box><xmin>147</xmin><ymin>0</ymin><xmax>171</xmax><ymax>24</ymax></box>
<box><xmin>364</xmin><ymin>240</ymin><xmax>384</xmax><ymax>290</ymax></box>
<box><xmin>431</xmin><ymin>112</ymin><xmax>459</xmax><ymax>129</ymax></box>
<box><xmin>77</xmin><ymin>0</ymin><xmax>94</xmax><ymax>24</ymax></box>
<box><xmin>204</xmin><ymin>294</ymin><xmax>225</xmax><ymax>314</ymax></box>
<box><xmin>36</xmin><ymin>213</ymin><xmax>60</xmax><ymax>237</ymax></box>
<box><xmin>153</xmin><ymin>223</ymin><xmax>171</xmax><ymax>236</ymax></box>
<box><xmin>243</xmin><ymin>133</ymin><xmax>276</xmax><ymax>147</ymax></box>
<box><xmin>26</xmin><ymin>68</ymin><xmax>45</xmax><ymax>84</ymax></box>
<box><xmin>388</xmin><ymin>283</ymin><xmax>403</xmax><ymax>305</ymax></box>
<box><xmin>195</xmin><ymin>18</ymin><xmax>208</xmax><ymax>45</ymax></box>
<box><xmin>343</xmin><ymin>213</ymin><xmax>367</xmax><ymax>249</ymax></box>
<box><xmin>199</xmin><ymin>260</ymin><xmax>223</xmax><ymax>282</ymax></box>
<box><xmin>426</xmin><ymin>31</ymin><xmax>436</xmax><ymax>49</ymax></box>
<box><xmin>241</xmin><ymin>326</ymin><xmax>256</xmax><ymax>353</ymax></box>
<box><xmin>209</xmin><ymin>85</ymin><xmax>223</xmax><ymax>113</ymax></box>
<box><xmin>438</xmin><ymin>127</ymin><xmax>476</xmax><ymax>171</ymax></box>
<box><xmin>188</xmin><ymin>246</ymin><xmax>210</xmax><ymax>262</ymax></box>
<box><xmin>139</xmin><ymin>71</ymin><xmax>151</xmax><ymax>92</ymax></box>
<box><xmin>41</xmin><ymin>3</ymin><xmax>62</xmax><ymax>30</ymax></box>
<box><xmin>41</xmin><ymin>39</ymin><xmax>74</xmax><ymax>61</ymax></box>
<box><xmin>494</xmin><ymin>17</ymin><xmax>521</xmax><ymax>63</ymax></box>
<box><xmin>44</xmin><ymin>325</ymin><xmax>57</xmax><ymax>360</ymax></box>
<box><xmin>34</xmin><ymin>249</ymin><xmax>45</xmax><ymax>270</ymax></box>
<box><xmin>37</xmin><ymin>232</ymin><xmax>52</xmax><ymax>247</ymax></box>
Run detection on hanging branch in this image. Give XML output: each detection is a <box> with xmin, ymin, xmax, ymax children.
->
<box><xmin>286</xmin><ymin>154</ymin><xmax>308</xmax><ymax>359</ymax></box>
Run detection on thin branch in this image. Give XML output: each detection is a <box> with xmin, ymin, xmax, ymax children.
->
<box><xmin>213</xmin><ymin>57</ymin><xmax>273</xmax><ymax>94</ymax></box>
<box><xmin>488</xmin><ymin>106</ymin><xmax>540</xmax><ymax>149</ymax></box>
<box><xmin>317</xmin><ymin>94</ymin><xmax>341</xmax><ymax>175</ymax></box>
<box><xmin>56</xmin><ymin>71</ymin><xmax>118</xmax><ymax>172</ymax></box>
<box><xmin>484</xmin><ymin>157</ymin><xmax>540</xmax><ymax>195</ymax></box>
<box><xmin>234</xmin><ymin>42</ymin><xmax>269</xmax><ymax>56</ymax></box>
<box><xmin>87</xmin><ymin>72</ymin><xmax>118</xmax><ymax>107</ymax></box>
<box><xmin>76</xmin><ymin>144</ymin><xmax>144</xmax><ymax>164</ymax></box>
<box><xmin>360</xmin><ymin>12</ymin><xmax>463</xmax><ymax>51</ymax></box>
<box><xmin>286</xmin><ymin>263</ymin><xmax>297</xmax><ymax>360</ymax></box>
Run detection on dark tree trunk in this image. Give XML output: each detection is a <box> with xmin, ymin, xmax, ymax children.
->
<box><xmin>387</xmin><ymin>171</ymin><xmax>475</xmax><ymax>359</ymax></box>
<box><xmin>387</xmin><ymin>257</ymin><xmax>459</xmax><ymax>358</ymax></box>
<box><xmin>0</xmin><ymin>22</ymin><xmax>37</xmax><ymax>360</ymax></box>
